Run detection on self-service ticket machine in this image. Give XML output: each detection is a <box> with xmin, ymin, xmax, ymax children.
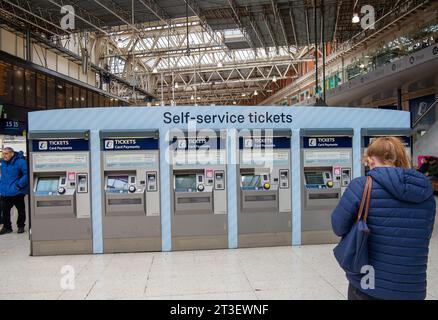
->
<box><xmin>301</xmin><ymin>129</ymin><xmax>353</xmax><ymax>245</ymax></box>
<box><xmin>170</xmin><ymin>130</ymin><xmax>228</xmax><ymax>250</ymax></box>
<box><xmin>101</xmin><ymin>130</ymin><xmax>161</xmax><ymax>253</ymax></box>
<box><xmin>29</xmin><ymin>131</ymin><xmax>92</xmax><ymax>256</ymax></box>
<box><xmin>237</xmin><ymin>130</ymin><xmax>292</xmax><ymax>247</ymax></box>
<box><xmin>361</xmin><ymin>128</ymin><xmax>412</xmax><ymax>175</ymax></box>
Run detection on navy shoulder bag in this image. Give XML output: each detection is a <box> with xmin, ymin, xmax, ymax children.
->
<box><xmin>333</xmin><ymin>176</ymin><xmax>372</xmax><ymax>274</ymax></box>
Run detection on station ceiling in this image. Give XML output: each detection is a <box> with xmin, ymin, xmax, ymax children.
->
<box><xmin>2</xmin><ymin>0</ymin><xmax>398</xmax><ymax>48</ymax></box>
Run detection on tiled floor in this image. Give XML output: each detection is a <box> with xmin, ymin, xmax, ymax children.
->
<box><xmin>0</xmin><ymin>209</ymin><xmax>437</xmax><ymax>300</ymax></box>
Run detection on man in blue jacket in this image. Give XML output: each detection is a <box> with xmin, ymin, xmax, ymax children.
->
<box><xmin>0</xmin><ymin>147</ymin><xmax>28</xmax><ymax>234</ymax></box>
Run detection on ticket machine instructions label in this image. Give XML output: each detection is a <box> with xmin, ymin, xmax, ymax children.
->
<box><xmin>241</xmin><ymin>150</ymin><xmax>289</xmax><ymax>165</ymax></box>
<box><xmin>173</xmin><ymin>149</ymin><xmax>226</xmax><ymax>166</ymax></box>
<box><xmin>33</xmin><ymin>153</ymin><xmax>88</xmax><ymax>170</ymax></box>
<box><xmin>303</xmin><ymin>137</ymin><xmax>352</xmax><ymax>149</ymax></box>
<box><xmin>104</xmin><ymin>153</ymin><xmax>157</xmax><ymax>169</ymax></box>
<box><xmin>304</xmin><ymin>150</ymin><xmax>351</xmax><ymax>166</ymax></box>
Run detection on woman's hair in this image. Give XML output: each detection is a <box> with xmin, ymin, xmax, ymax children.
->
<box><xmin>366</xmin><ymin>137</ymin><xmax>411</xmax><ymax>169</ymax></box>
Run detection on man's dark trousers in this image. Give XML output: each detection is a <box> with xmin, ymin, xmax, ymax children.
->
<box><xmin>2</xmin><ymin>195</ymin><xmax>26</xmax><ymax>230</ymax></box>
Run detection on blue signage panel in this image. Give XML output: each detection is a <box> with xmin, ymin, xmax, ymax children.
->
<box><xmin>239</xmin><ymin>137</ymin><xmax>291</xmax><ymax>149</ymax></box>
<box><xmin>303</xmin><ymin>136</ymin><xmax>352</xmax><ymax>149</ymax></box>
<box><xmin>102</xmin><ymin>138</ymin><xmax>158</xmax><ymax>151</ymax></box>
<box><xmin>170</xmin><ymin>136</ymin><xmax>226</xmax><ymax>150</ymax></box>
<box><xmin>0</xmin><ymin>119</ymin><xmax>26</xmax><ymax>135</ymax></box>
<box><xmin>32</xmin><ymin>139</ymin><xmax>89</xmax><ymax>152</ymax></box>
<box><xmin>363</xmin><ymin>136</ymin><xmax>411</xmax><ymax>148</ymax></box>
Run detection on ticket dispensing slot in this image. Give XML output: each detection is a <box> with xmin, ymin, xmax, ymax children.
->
<box><xmin>105</xmin><ymin>172</ymin><xmax>145</xmax><ymax>216</ymax></box>
<box><xmin>174</xmin><ymin>171</ymin><xmax>213</xmax><ymax>215</ymax></box>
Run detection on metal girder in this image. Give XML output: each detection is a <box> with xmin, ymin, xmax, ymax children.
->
<box><xmin>226</xmin><ymin>0</ymin><xmax>256</xmax><ymax>49</ymax></box>
<box><xmin>183</xmin><ymin>0</ymin><xmax>224</xmax><ymax>47</ymax></box>
<box><xmin>148</xmin><ymin>58</ymin><xmax>307</xmax><ymax>75</ymax></box>
<box><xmin>138</xmin><ymin>0</ymin><xmax>170</xmax><ymax>25</ymax></box>
<box><xmin>47</xmin><ymin>0</ymin><xmax>109</xmax><ymax>35</ymax></box>
<box><xmin>1</xmin><ymin>0</ymin><xmax>68</xmax><ymax>36</ymax></box>
<box><xmin>332</xmin><ymin>0</ymin><xmax>342</xmax><ymax>42</ymax></box>
<box><xmin>244</xmin><ymin>7</ymin><xmax>268</xmax><ymax>55</ymax></box>
<box><xmin>288</xmin><ymin>8</ymin><xmax>298</xmax><ymax>47</ymax></box>
<box><xmin>93</xmin><ymin>0</ymin><xmax>136</xmax><ymax>31</ymax></box>
<box><xmin>270</xmin><ymin>0</ymin><xmax>289</xmax><ymax>48</ymax></box>
<box><xmin>263</xmin><ymin>12</ymin><xmax>278</xmax><ymax>53</ymax></box>
<box><xmin>304</xmin><ymin>5</ymin><xmax>311</xmax><ymax>48</ymax></box>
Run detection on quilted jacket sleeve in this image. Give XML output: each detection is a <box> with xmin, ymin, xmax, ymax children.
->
<box><xmin>331</xmin><ymin>177</ymin><xmax>365</xmax><ymax>237</ymax></box>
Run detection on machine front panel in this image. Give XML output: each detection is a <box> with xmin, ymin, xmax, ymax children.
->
<box><xmin>29</xmin><ymin>136</ymin><xmax>92</xmax><ymax>255</ymax></box>
<box><xmin>169</xmin><ymin>131</ymin><xmax>228</xmax><ymax>250</ymax></box>
<box><xmin>237</xmin><ymin>132</ymin><xmax>292</xmax><ymax>247</ymax></box>
<box><xmin>100</xmin><ymin>134</ymin><xmax>161</xmax><ymax>252</ymax></box>
<box><xmin>301</xmin><ymin>135</ymin><xmax>353</xmax><ymax>244</ymax></box>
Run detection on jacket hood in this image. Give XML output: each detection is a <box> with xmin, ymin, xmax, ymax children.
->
<box><xmin>368</xmin><ymin>167</ymin><xmax>433</xmax><ymax>203</ymax></box>
<box><xmin>2</xmin><ymin>151</ymin><xmax>25</xmax><ymax>164</ymax></box>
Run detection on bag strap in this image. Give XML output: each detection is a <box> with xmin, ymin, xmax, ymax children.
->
<box><xmin>363</xmin><ymin>177</ymin><xmax>373</xmax><ymax>222</ymax></box>
<box><xmin>356</xmin><ymin>176</ymin><xmax>372</xmax><ymax>222</ymax></box>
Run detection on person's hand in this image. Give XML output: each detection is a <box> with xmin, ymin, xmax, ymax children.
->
<box><xmin>425</xmin><ymin>172</ymin><xmax>429</xmax><ymax>176</ymax></box>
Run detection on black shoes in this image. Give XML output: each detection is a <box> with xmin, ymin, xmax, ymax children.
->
<box><xmin>0</xmin><ymin>228</ymin><xmax>13</xmax><ymax>235</ymax></box>
<box><xmin>0</xmin><ymin>227</ymin><xmax>25</xmax><ymax>234</ymax></box>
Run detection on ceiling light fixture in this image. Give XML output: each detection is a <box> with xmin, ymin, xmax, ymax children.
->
<box><xmin>272</xmin><ymin>75</ymin><xmax>277</xmax><ymax>82</ymax></box>
<box><xmin>352</xmin><ymin>13</ymin><xmax>360</xmax><ymax>24</ymax></box>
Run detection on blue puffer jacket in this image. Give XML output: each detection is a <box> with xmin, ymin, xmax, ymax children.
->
<box><xmin>0</xmin><ymin>151</ymin><xmax>29</xmax><ymax>197</ymax></box>
<box><xmin>331</xmin><ymin>167</ymin><xmax>436</xmax><ymax>300</ymax></box>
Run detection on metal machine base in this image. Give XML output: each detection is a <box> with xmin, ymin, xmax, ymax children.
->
<box><xmin>31</xmin><ymin>240</ymin><xmax>92</xmax><ymax>256</ymax></box>
<box><xmin>238</xmin><ymin>232</ymin><xmax>292</xmax><ymax>248</ymax></box>
<box><xmin>103</xmin><ymin>237</ymin><xmax>162</xmax><ymax>253</ymax></box>
<box><xmin>172</xmin><ymin>235</ymin><xmax>228</xmax><ymax>251</ymax></box>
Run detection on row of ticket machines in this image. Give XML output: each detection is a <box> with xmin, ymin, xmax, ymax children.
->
<box><xmin>28</xmin><ymin>129</ymin><xmax>411</xmax><ymax>256</ymax></box>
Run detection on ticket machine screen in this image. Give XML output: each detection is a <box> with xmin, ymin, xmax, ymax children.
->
<box><xmin>175</xmin><ymin>174</ymin><xmax>196</xmax><ymax>191</ymax></box>
<box><xmin>107</xmin><ymin>175</ymin><xmax>129</xmax><ymax>192</ymax></box>
<box><xmin>305</xmin><ymin>172</ymin><xmax>325</xmax><ymax>185</ymax></box>
<box><xmin>36</xmin><ymin>177</ymin><xmax>59</xmax><ymax>193</ymax></box>
<box><xmin>241</xmin><ymin>175</ymin><xmax>263</xmax><ymax>189</ymax></box>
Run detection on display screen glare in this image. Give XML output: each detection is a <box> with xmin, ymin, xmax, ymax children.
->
<box><xmin>36</xmin><ymin>177</ymin><xmax>59</xmax><ymax>192</ymax></box>
<box><xmin>107</xmin><ymin>176</ymin><xmax>129</xmax><ymax>191</ymax></box>
<box><xmin>241</xmin><ymin>175</ymin><xmax>263</xmax><ymax>188</ymax></box>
